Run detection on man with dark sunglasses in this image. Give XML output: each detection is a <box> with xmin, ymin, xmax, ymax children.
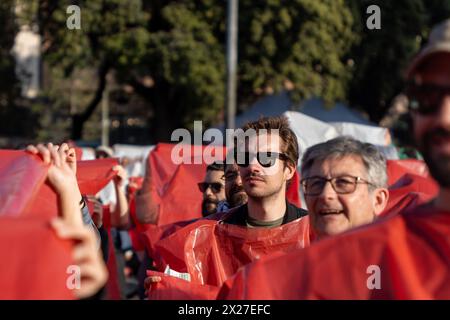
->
<box><xmin>199</xmin><ymin>162</ymin><xmax>226</xmax><ymax>216</ymax></box>
<box><xmin>300</xmin><ymin>136</ymin><xmax>389</xmax><ymax>240</ymax></box>
<box><xmin>221</xmin><ymin>116</ymin><xmax>308</xmax><ymax>227</ymax></box>
<box><xmin>219</xmin><ymin>19</ymin><xmax>450</xmax><ymax>300</ymax></box>
<box><xmin>405</xmin><ymin>20</ymin><xmax>450</xmax><ymax>190</ymax></box>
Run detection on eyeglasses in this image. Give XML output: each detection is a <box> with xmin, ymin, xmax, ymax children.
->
<box><xmin>234</xmin><ymin>151</ymin><xmax>289</xmax><ymax>168</ymax></box>
<box><xmin>300</xmin><ymin>175</ymin><xmax>374</xmax><ymax>196</ymax></box>
<box><xmin>405</xmin><ymin>83</ymin><xmax>450</xmax><ymax>115</ymax></box>
<box><xmin>197</xmin><ymin>182</ymin><xmax>224</xmax><ymax>193</ymax></box>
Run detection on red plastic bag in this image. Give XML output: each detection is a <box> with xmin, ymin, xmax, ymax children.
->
<box><xmin>146</xmin><ymin>270</ymin><xmax>220</xmax><ymax>300</ymax></box>
<box><xmin>76</xmin><ymin>158</ymin><xmax>118</xmax><ymax>196</ymax></box>
<box><xmin>153</xmin><ymin>216</ymin><xmax>311</xmax><ymax>286</ymax></box>
<box><xmin>24</xmin><ymin>158</ymin><xmax>118</xmax><ymax>220</ymax></box>
<box><xmin>386</xmin><ymin>159</ymin><xmax>430</xmax><ymax>185</ymax></box>
<box><xmin>0</xmin><ymin>217</ymin><xmax>75</xmax><ymax>299</ymax></box>
<box><xmin>0</xmin><ymin>151</ymin><xmax>48</xmax><ymax>218</ymax></box>
<box><xmin>382</xmin><ymin>173</ymin><xmax>439</xmax><ymax>217</ymax></box>
<box><xmin>220</xmin><ymin>205</ymin><xmax>450</xmax><ymax>299</ymax></box>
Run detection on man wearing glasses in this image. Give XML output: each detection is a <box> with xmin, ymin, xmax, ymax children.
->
<box><xmin>300</xmin><ymin>136</ymin><xmax>389</xmax><ymax>240</ymax></box>
<box><xmin>221</xmin><ymin>116</ymin><xmax>308</xmax><ymax>227</ymax></box>
<box><xmin>219</xmin><ymin>19</ymin><xmax>450</xmax><ymax>299</ymax></box>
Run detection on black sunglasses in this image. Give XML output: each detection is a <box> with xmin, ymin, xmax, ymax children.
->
<box><xmin>197</xmin><ymin>182</ymin><xmax>224</xmax><ymax>193</ymax></box>
<box><xmin>234</xmin><ymin>151</ymin><xmax>289</xmax><ymax>168</ymax></box>
<box><xmin>405</xmin><ymin>83</ymin><xmax>450</xmax><ymax>115</ymax></box>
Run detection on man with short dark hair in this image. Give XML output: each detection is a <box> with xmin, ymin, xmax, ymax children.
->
<box><xmin>222</xmin><ymin>116</ymin><xmax>307</xmax><ymax>227</ymax></box>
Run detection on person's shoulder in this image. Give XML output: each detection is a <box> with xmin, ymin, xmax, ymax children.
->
<box><xmin>220</xmin><ymin>204</ymin><xmax>247</xmax><ymax>226</ymax></box>
<box><xmin>287</xmin><ymin>202</ymin><xmax>308</xmax><ymax>219</ymax></box>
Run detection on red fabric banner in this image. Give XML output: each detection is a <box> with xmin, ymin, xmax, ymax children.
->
<box><xmin>0</xmin><ymin>151</ymin><xmax>48</xmax><ymax>218</ymax></box>
<box><xmin>386</xmin><ymin>159</ymin><xmax>430</xmax><ymax>185</ymax></box>
<box><xmin>0</xmin><ymin>151</ymin><xmax>117</xmax><ymax>299</ymax></box>
<box><xmin>0</xmin><ymin>217</ymin><xmax>75</xmax><ymax>299</ymax></box>
<box><xmin>219</xmin><ymin>204</ymin><xmax>450</xmax><ymax>299</ymax></box>
<box><xmin>23</xmin><ymin>157</ymin><xmax>117</xmax><ymax>220</ymax></box>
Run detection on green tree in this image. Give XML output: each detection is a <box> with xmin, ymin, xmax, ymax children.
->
<box><xmin>34</xmin><ymin>0</ymin><xmax>150</xmax><ymax>140</ymax></box>
<box><xmin>31</xmin><ymin>0</ymin><xmax>359</xmax><ymax>142</ymax></box>
<box><xmin>347</xmin><ymin>0</ymin><xmax>450</xmax><ymax>123</ymax></box>
<box><xmin>237</xmin><ymin>0</ymin><xmax>357</xmax><ymax>106</ymax></box>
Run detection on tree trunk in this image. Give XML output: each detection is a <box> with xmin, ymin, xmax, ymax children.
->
<box><xmin>130</xmin><ymin>78</ymin><xmax>178</xmax><ymax>143</ymax></box>
<box><xmin>71</xmin><ymin>61</ymin><xmax>110</xmax><ymax>140</ymax></box>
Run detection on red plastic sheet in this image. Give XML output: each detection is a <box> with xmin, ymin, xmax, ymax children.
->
<box><xmin>150</xmin><ymin>215</ymin><xmax>310</xmax><ymax>285</ymax></box>
<box><xmin>21</xmin><ymin>157</ymin><xmax>117</xmax><ymax>220</ymax></box>
<box><xmin>286</xmin><ymin>170</ymin><xmax>301</xmax><ymax>207</ymax></box>
<box><xmin>0</xmin><ymin>217</ymin><xmax>75</xmax><ymax>299</ymax></box>
<box><xmin>220</xmin><ymin>204</ymin><xmax>450</xmax><ymax>299</ymax></box>
<box><xmin>105</xmin><ymin>217</ymin><xmax>122</xmax><ymax>300</ymax></box>
<box><xmin>0</xmin><ymin>151</ymin><xmax>48</xmax><ymax>218</ymax></box>
<box><xmin>382</xmin><ymin>173</ymin><xmax>439</xmax><ymax>217</ymax></box>
<box><xmin>127</xmin><ymin>177</ymin><xmax>147</xmax><ymax>251</ymax></box>
<box><xmin>148</xmin><ymin>143</ymin><xmax>226</xmax><ymax>225</ymax></box>
<box><xmin>76</xmin><ymin>158</ymin><xmax>118</xmax><ymax>196</ymax></box>
<box><xmin>386</xmin><ymin>159</ymin><xmax>430</xmax><ymax>185</ymax></box>
<box><xmin>0</xmin><ymin>152</ymin><xmax>118</xmax><ymax>299</ymax></box>
<box><xmin>146</xmin><ymin>270</ymin><xmax>220</xmax><ymax>300</ymax></box>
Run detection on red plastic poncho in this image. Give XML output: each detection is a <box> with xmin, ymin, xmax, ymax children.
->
<box><xmin>146</xmin><ymin>214</ymin><xmax>310</xmax><ymax>299</ymax></box>
<box><xmin>220</xmin><ymin>204</ymin><xmax>450</xmax><ymax>299</ymax></box>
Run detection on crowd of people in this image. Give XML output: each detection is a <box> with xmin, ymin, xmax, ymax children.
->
<box><xmin>2</xmin><ymin>18</ymin><xmax>450</xmax><ymax>300</ymax></box>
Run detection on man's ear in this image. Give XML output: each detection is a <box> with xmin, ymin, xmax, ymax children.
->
<box><xmin>284</xmin><ymin>162</ymin><xmax>296</xmax><ymax>181</ymax></box>
<box><xmin>373</xmin><ymin>188</ymin><xmax>389</xmax><ymax>216</ymax></box>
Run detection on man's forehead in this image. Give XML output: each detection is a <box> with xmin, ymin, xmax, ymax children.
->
<box><xmin>244</xmin><ymin>132</ymin><xmax>282</xmax><ymax>150</ymax></box>
<box><xmin>225</xmin><ymin>162</ymin><xmax>238</xmax><ymax>173</ymax></box>
<box><xmin>309</xmin><ymin>155</ymin><xmax>366</xmax><ymax>174</ymax></box>
<box><xmin>205</xmin><ymin>169</ymin><xmax>225</xmax><ymax>182</ymax></box>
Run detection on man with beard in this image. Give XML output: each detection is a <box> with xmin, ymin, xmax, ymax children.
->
<box><xmin>223</xmin><ymin>162</ymin><xmax>249</xmax><ymax>209</ymax></box>
<box><xmin>219</xmin><ymin>19</ymin><xmax>450</xmax><ymax>299</ymax></box>
<box><xmin>221</xmin><ymin>116</ymin><xmax>308</xmax><ymax>227</ymax></box>
<box><xmin>198</xmin><ymin>162</ymin><xmax>227</xmax><ymax>216</ymax></box>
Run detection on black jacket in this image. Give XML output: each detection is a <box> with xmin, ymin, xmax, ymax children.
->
<box><xmin>221</xmin><ymin>202</ymin><xmax>308</xmax><ymax>226</ymax></box>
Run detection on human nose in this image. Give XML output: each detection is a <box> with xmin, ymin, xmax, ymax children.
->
<box><xmin>204</xmin><ymin>185</ymin><xmax>214</xmax><ymax>197</ymax></box>
<box><xmin>317</xmin><ymin>180</ymin><xmax>337</xmax><ymax>199</ymax></box>
<box><xmin>433</xmin><ymin>95</ymin><xmax>450</xmax><ymax>128</ymax></box>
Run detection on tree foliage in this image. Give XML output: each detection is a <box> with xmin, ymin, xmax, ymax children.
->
<box><xmin>11</xmin><ymin>0</ymin><xmax>450</xmax><ymax>144</ymax></box>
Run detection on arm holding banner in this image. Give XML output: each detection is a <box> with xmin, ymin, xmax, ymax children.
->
<box><xmin>26</xmin><ymin>143</ymin><xmax>108</xmax><ymax>298</ymax></box>
<box><xmin>26</xmin><ymin>143</ymin><xmax>84</xmax><ymax>226</ymax></box>
<box><xmin>110</xmin><ymin>164</ymin><xmax>130</xmax><ymax>228</ymax></box>
<box><xmin>135</xmin><ymin>158</ymin><xmax>159</xmax><ymax>224</ymax></box>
